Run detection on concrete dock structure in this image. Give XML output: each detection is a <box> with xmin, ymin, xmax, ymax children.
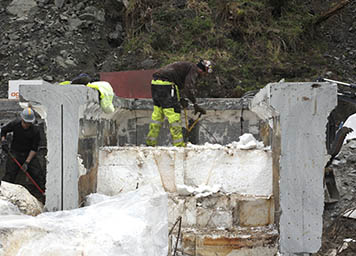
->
<box><xmin>0</xmin><ymin>80</ymin><xmax>337</xmax><ymax>255</ymax></box>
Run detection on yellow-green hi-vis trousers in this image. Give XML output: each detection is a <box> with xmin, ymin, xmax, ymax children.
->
<box><xmin>146</xmin><ymin>80</ymin><xmax>185</xmax><ymax>147</ymax></box>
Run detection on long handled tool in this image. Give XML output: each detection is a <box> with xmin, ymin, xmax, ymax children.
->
<box><xmin>183</xmin><ymin>108</ymin><xmax>219</xmax><ymax>143</ymax></box>
<box><xmin>7</xmin><ymin>151</ymin><xmax>45</xmax><ymax>195</ymax></box>
<box><xmin>321</xmin><ymin>78</ymin><xmax>356</xmax><ymax>89</ymax></box>
<box><xmin>184</xmin><ymin>108</ymin><xmax>202</xmax><ymax>133</ymax></box>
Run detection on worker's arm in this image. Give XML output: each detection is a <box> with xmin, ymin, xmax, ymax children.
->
<box><xmin>0</xmin><ymin>120</ymin><xmax>15</xmax><ymax>139</ymax></box>
<box><xmin>1</xmin><ymin>121</ymin><xmax>14</xmax><ymax>153</ymax></box>
<box><xmin>25</xmin><ymin>150</ymin><xmax>37</xmax><ymax>164</ymax></box>
<box><xmin>1</xmin><ymin>136</ymin><xmax>9</xmax><ymax>153</ymax></box>
<box><xmin>183</xmin><ymin>69</ymin><xmax>199</xmax><ymax>104</ymax></box>
<box><xmin>326</xmin><ymin>126</ymin><xmax>353</xmax><ymax>167</ymax></box>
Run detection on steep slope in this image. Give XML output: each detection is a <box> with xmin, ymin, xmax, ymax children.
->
<box><xmin>0</xmin><ymin>0</ymin><xmax>355</xmax><ymax>99</ymax></box>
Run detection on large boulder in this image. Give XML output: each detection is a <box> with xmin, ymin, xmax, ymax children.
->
<box><xmin>0</xmin><ymin>181</ymin><xmax>43</xmax><ymax>216</ymax></box>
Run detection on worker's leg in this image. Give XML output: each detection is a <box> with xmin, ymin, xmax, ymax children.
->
<box><xmin>146</xmin><ymin>105</ymin><xmax>164</xmax><ymax>146</ymax></box>
<box><xmin>27</xmin><ymin>157</ymin><xmax>46</xmax><ymax>192</ymax></box>
<box><xmin>2</xmin><ymin>153</ymin><xmax>20</xmax><ymax>184</ymax></box>
<box><xmin>163</xmin><ymin>108</ymin><xmax>185</xmax><ymax>147</ymax></box>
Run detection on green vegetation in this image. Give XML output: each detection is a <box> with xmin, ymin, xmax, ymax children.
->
<box><xmin>119</xmin><ymin>0</ymin><xmax>326</xmax><ymax>98</ymax></box>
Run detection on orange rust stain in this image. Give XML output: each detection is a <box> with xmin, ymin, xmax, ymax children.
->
<box><xmin>203</xmin><ymin>237</ymin><xmax>250</xmax><ymax>249</ymax></box>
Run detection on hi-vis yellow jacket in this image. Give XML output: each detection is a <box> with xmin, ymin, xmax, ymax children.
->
<box><xmin>59</xmin><ymin>81</ymin><xmax>115</xmax><ymax>114</ymax></box>
<box><xmin>87</xmin><ymin>81</ymin><xmax>115</xmax><ymax>114</ymax></box>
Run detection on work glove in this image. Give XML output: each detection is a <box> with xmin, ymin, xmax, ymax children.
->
<box><xmin>21</xmin><ymin>162</ymin><xmax>29</xmax><ymax>172</ymax></box>
<box><xmin>1</xmin><ymin>140</ymin><xmax>9</xmax><ymax>153</ymax></box>
<box><xmin>346</xmin><ymin>127</ymin><xmax>353</xmax><ymax>133</ymax></box>
<box><xmin>180</xmin><ymin>98</ymin><xmax>189</xmax><ymax>109</ymax></box>
<box><xmin>193</xmin><ymin>104</ymin><xmax>206</xmax><ymax>115</ymax></box>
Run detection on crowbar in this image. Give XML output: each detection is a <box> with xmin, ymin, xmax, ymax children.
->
<box><xmin>7</xmin><ymin>151</ymin><xmax>45</xmax><ymax>195</ymax></box>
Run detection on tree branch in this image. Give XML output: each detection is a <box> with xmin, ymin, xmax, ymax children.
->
<box><xmin>313</xmin><ymin>0</ymin><xmax>351</xmax><ymax>26</ymax></box>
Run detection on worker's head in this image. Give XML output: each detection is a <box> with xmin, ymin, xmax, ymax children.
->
<box><xmin>20</xmin><ymin>108</ymin><xmax>35</xmax><ymax>128</ymax></box>
<box><xmin>71</xmin><ymin>73</ymin><xmax>92</xmax><ymax>85</ymax></box>
<box><xmin>197</xmin><ymin>59</ymin><xmax>213</xmax><ymax>74</ymax></box>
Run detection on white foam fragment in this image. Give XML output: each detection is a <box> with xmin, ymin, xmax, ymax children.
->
<box><xmin>0</xmin><ymin>199</ymin><xmax>22</xmax><ymax>215</ymax></box>
<box><xmin>227</xmin><ymin>133</ymin><xmax>265</xmax><ymax>150</ymax></box>
<box><xmin>176</xmin><ymin>184</ymin><xmax>220</xmax><ymax>197</ymax></box>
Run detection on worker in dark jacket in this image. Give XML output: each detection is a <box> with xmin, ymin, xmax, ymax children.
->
<box><xmin>1</xmin><ymin>108</ymin><xmax>45</xmax><ymax>195</ymax></box>
<box><xmin>146</xmin><ymin>59</ymin><xmax>212</xmax><ymax>147</ymax></box>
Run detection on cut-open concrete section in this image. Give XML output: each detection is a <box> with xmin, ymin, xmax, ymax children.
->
<box><xmin>0</xmin><ymin>80</ymin><xmax>337</xmax><ymax>255</ymax></box>
<box><xmin>98</xmin><ymin>144</ymin><xmax>277</xmax><ymax>255</ymax></box>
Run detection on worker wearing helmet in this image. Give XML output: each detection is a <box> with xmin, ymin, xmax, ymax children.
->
<box><xmin>1</xmin><ymin>107</ymin><xmax>45</xmax><ymax>200</ymax></box>
<box><xmin>146</xmin><ymin>59</ymin><xmax>212</xmax><ymax>147</ymax></box>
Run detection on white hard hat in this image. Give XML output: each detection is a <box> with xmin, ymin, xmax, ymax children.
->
<box><xmin>21</xmin><ymin>108</ymin><xmax>35</xmax><ymax>123</ymax></box>
<box><xmin>197</xmin><ymin>59</ymin><xmax>213</xmax><ymax>73</ymax></box>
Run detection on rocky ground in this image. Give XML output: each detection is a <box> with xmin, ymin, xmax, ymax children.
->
<box><xmin>0</xmin><ymin>0</ymin><xmax>127</xmax><ymax>95</ymax></box>
<box><xmin>0</xmin><ymin>0</ymin><xmax>355</xmax><ymax>98</ymax></box>
<box><xmin>311</xmin><ymin>0</ymin><xmax>356</xmax><ymax>83</ymax></box>
<box><xmin>314</xmin><ymin>139</ymin><xmax>356</xmax><ymax>256</ymax></box>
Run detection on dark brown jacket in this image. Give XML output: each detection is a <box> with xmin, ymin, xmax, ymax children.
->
<box><xmin>153</xmin><ymin>61</ymin><xmax>200</xmax><ymax>104</ymax></box>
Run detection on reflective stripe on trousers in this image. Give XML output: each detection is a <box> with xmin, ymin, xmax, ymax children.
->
<box><xmin>146</xmin><ymin>105</ymin><xmax>185</xmax><ymax>147</ymax></box>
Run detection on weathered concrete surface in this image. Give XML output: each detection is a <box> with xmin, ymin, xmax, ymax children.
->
<box><xmin>249</xmin><ymin>89</ymin><xmax>282</xmax><ymax>229</ymax></box>
<box><xmin>98</xmin><ymin>145</ymin><xmax>276</xmax><ymax>254</ymax></box>
<box><xmin>97</xmin><ymin>146</ymin><xmax>272</xmax><ymax>196</ymax></box>
<box><xmin>168</xmin><ymin>194</ymin><xmax>274</xmax><ymax>229</ymax></box>
<box><xmin>251</xmin><ymin>82</ymin><xmax>337</xmax><ymax>254</ymax></box>
<box><xmin>170</xmin><ymin>227</ymin><xmax>278</xmax><ymax>256</ymax></box>
<box><xmin>20</xmin><ymin>82</ymin><xmax>99</xmax><ymax>211</ymax></box>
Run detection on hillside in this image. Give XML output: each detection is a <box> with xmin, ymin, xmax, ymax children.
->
<box><xmin>0</xmin><ymin>0</ymin><xmax>355</xmax><ymax>99</ymax></box>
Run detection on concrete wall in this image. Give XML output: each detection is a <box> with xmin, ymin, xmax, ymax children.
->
<box><xmin>113</xmin><ymin>98</ymin><xmax>261</xmax><ymax>146</ymax></box>
<box><xmin>97</xmin><ymin>146</ymin><xmax>272</xmax><ymax>196</ymax></box>
<box><xmin>251</xmin><ymin>82</ymin><xmax>337</xmax><ymax>255</ymax></box>
<box><xmin>20</xmin><ymin>82</ymin><xmax>101</xmax><ymax>211</ymax></box>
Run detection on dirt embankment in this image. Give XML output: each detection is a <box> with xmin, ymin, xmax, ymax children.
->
<box><xmin>0</xmin><ymin>1</ymin><xmax>355</xmax><ymax>99</ymax></box>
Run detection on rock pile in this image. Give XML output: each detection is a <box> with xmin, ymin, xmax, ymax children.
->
<box><xmin>0</xmin><ymin>0</ymin><xmax>127</xmax><ymax>97</ymax></box>
<box><xmin>317</xmin><ymin>139</ymin><xmax>356</xmax><ymax>255</ymax></box>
